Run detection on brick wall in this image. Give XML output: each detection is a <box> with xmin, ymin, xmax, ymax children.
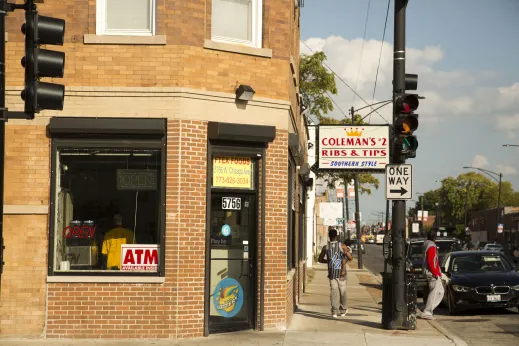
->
<box><xmin>168</xmin><ymin>120</ymin><xmax>207</xmax><ymax>338</ymax></box>
<box><xmin>43</xmin><ymin>119</ymin><xmax>207</xmax><ymax>339</ymax></box>
<box><xmin>263</xmin><ymin>130</ymin><xmax>288</xmax><ymax>330</ymax></box>
<box><xmin>285</xmin><ymin>275</ymin><xmax>295</xmax><ymax>328</ymax></box>
<box><xmin>4</xmin><ymin>1</ymin><xmax>294</xmax><ymax>102</ymax></box>
<box><xmin>0</xmin><ymin>125</ymin><xmax>50</xmax><ymax>336</ymax></box>
<box><xmin>0</xmin><ymin>215</ymin><xmax>47</xmax><ymax>336</ymax></box>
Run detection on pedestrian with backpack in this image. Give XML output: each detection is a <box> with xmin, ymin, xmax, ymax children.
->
<box><xmin>318</xmin><ymin>228</ymin><xmax>353</xmax><ymax>318</ymax></box>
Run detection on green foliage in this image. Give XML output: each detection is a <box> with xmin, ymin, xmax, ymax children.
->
<box><xmin>413</xmin><ymin>171</ymin><xmax>519</xmax><ymax>225</ymax></box>
<box><xmin>300</xmin><ymin>52</ymin><xmax>338</xmax><ymax>122</ymax></box>
<box><xmin>300</xmin><ymin>51</ymin><xmax>379</xmax><ymax>195</ymax></box>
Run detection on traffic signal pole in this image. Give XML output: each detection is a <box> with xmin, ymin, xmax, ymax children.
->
<box><xmin>0</xmin><ymin>1</ymin><xmax>6</xmax><ymax>282</ymax></box>
<box><xmin>389</xmin><ymin>0</ymin><xmax>408</xmax><ymax>330</ymax></box>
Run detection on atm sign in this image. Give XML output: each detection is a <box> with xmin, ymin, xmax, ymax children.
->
<box><xmin>120</xmin><ymin>245</ymin><xmax>159</xmax><ymax>271</ymax></box>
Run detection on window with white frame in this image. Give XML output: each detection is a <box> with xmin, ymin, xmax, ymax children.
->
<box><xmin>96</xmin><ymin>0</ymin><xmax>156</xmax><ymax>36</ymax></box>
<box><xmin>211</xmin><ymin>0</ymin><xmax>263</xmax><ymax>48</ymax></box>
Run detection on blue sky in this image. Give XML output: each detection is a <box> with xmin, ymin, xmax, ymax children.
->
<box><xmin>301</xmin><ymin>0</ymin><xmax>519</xmax><ymax>224</ymax></box>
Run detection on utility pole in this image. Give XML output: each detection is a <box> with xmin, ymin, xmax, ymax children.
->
<box><xmin>384</xmin><ymin>199</ymin><xmax>390</xmax><ymax>273</ymax></box>
<box><xmin>350</xmin><ymin>106</ymin><xmax>362</xmax><ymax>269</ymax></box>
<box><xmin>0</xmin><ymin>0</ymin><xmax>7</xmax><ymax>283</ymax></box>
<box><xmin>389</xmin><ymin>0</ymin><xmax>410</xmax><ymax>330</ymax></box>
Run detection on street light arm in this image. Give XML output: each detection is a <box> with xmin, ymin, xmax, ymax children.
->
<box><xmin>354</xmin><ymin>99</ymin><xmax>393</xmax><ymax>112</ymax></box>
<box><xmin>360</xmin><ymin>101</ymin><xmax>393</xmax><ymax>122</ymax></box>
<box><xmin>463</xmin><ymin>166</ymin><xmax>502</xmax><ymax>183</ymax></box>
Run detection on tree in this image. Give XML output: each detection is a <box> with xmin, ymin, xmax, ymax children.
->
<box><xmin>299</xmin><ymin>51</ymin><xmax>380</xmax><ymax>195</ymax></box>
<box><xmin>412</xmin><ymin>172</ymin><xmax>519</xmax><ymax>225</ymax></box>
<box><xmin>300</xmin><ymin>51</ymin><xmax>338</xmax><ymax>123</ymax></box>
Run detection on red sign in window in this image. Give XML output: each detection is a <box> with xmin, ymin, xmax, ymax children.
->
<box><xmin>120</xmin><ymin>245</ymin><xmax>159</xmax><ymax>271</ymax></box>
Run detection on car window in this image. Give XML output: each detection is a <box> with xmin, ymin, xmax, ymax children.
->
<box><xmin>436</xmin><ymin>241</ymin><xmax>460</xmax><ymax>255</ymax></box>
<box><xmin>451</xmin><ymin>254</ymin><xmax>512</xmax><ymax>273</ymax></box>
<box><xmin>409</xmin><ymin>243</ymin><xmax>424</xmax><ymax>259</ymax></box>
<box><xmin>485</xmin><ymin>244</ymin><xmax>503</xmax><ymax>250</ymax></box>
<box><xmin>441</xmin><ymin>255</ymin><xmax>451</xmax><ymax>272</ymax></box>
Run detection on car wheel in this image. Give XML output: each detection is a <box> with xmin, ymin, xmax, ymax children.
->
<box><xmin>448</xmin><ymin>291</ymin><xmax>459</xmax><ymax>315</ymax></box>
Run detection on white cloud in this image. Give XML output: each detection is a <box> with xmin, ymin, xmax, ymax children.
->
<box><xmin>496</xmin><ymin>164</ymin><xmax>517</xmax><ymax>176</ymax></box>
<box><xmin>300</xmin><ymin>36</ymin><xmax>519</xmax><ymax>137</ymax></box>
<box><xmin>300</xmin><ymin>36</ymin><xmax>485</xmax><ymax>126</ymax></box>
<box><xmin>472</xmin><ymin>154</ymin><xmax>489</xmax><ymax>168</ymax></box>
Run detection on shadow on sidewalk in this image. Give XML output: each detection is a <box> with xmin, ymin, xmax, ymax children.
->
<box><xmin>359</xmin><ymin>282</ymin><xmax>382</xmax><ymax>289</ymax></box>
<box><xmin>354</xmin><ymin>305</ymin><xmax>382</xmax><ymax>313</ymax></box>
<box><xmin>294</xmin><ymin>307</ymin><xmax>369</xmax><ymax>320</ymax></box>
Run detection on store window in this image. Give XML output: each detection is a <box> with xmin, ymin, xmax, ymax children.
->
<box><xmin>211</xmin><ymin>0</ymin><xmax>263</xmax><ymax>48</ymax></box>
<box><xmin>96</xmin><ymin>0</ymin><xmax>156</xmax><ymax>36</ymax></box>
<box><xmin>51</xmin><ymin>146</ymin><xmax>163</xmax><ymax>275</ymax></box>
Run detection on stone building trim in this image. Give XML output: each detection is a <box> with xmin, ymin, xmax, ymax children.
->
<box><xmin>203</xmin><ymin>39</ymin><xmax>272</xmax><ymax>58</ymax></box>
<box><xmin>83</xmin><ymin>34</ymin><xmax>167</xmax><ymax>45</ymax></box>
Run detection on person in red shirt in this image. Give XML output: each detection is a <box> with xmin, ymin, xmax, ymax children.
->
<box><xmin>419</xmin><ymin>231</ymin><xmax>445</xmax><ymax>320</ymax></box>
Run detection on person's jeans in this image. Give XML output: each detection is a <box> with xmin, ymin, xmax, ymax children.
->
<box><xmin>423</xmin><ymin>276</ymin><xmax>444</xmax><ymax>317</ymax></box>
<box><xmin>329</xmin><ymin>276</ymin><xmax>348</xmax><ymax>314</ymax></box>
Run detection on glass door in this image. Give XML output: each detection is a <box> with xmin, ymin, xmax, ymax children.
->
<box><xmin>209</xmin><ymin>193</ymin><xmax>255</xmax><ymax>333</ymax></box>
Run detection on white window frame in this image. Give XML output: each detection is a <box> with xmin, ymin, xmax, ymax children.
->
<box><xmin>96</xmin><ymin>0</ymin><xmax>156</xmax><ymax>36</ymax></box>
<box><xmin>211</xmin><ymin>0</ymin><xmax>263</xmax><ymax>48</ymax></box>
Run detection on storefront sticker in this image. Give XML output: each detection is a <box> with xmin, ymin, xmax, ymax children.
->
<box><xmin>213</xmin><ymin>157</ymin><xmax>253</xmax><ymax>189</ymax></box>
<box><xmin>221</xmin><ymin>224</ymin><xmax>231</xmax><ymax>237</ymax></box>
<box><xmin>120</xmin><ymin>245</ymin><xmax>159</xmax><ymax>271</ymax></box>
<box><xmin>213</xmin><ymin>278</ymin><xmax>244</xmax><ymax>318</ymax></box>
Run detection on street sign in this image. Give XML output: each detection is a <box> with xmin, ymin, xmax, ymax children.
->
<box><xmin>497</xmin><ymin>224</ymin><xmax>503</xmax><ymax>234</ymax></box>
<box><xmin>385</xmin><ymin>164</ymin><xmax>412</xmax><ymax>200</ymax></box>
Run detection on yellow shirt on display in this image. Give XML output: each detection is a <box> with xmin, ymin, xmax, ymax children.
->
<box><xmin>102</xmin><ymin>227</ymin><xmax>134</xmax><ymax>269</ymax></box>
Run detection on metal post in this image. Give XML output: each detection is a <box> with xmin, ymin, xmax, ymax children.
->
<box><xmin>384</xmin><ymin>199</ymin><xmax>390</xmax><ymax>273</ymax></box>
<box><xmin>389</xmin><ymin>0</ymin><xmax>409</xmax><ymax>330</ymax></box>
<box><xmin>350</xmin><ymin>106</ymin><xmax>362</xmax><ymax>269</ymax></box>
<box><xmin>497</xmin><ymin>173</ymin><xmax>502</xmax><ymax>244</ymax></box>
<box><xmin>342</xmin><ymin>185</ymin><xmax>347</xmax><ymax>240</ymax></box>
<box><xmin>464</xmin><ymin>183</ymin><xmax>469</xmax><ymax>231</ymax></box>
<box><xmin>354</xmin><ymin>176</ymin><xmax>362</xmax><ymax>269</ymax></box>
<box><xmin>345</xmin><ymin>190</ymin><xmax>350</xmax><ymax>240</ymax></box>
<box><xmin>0</xmin><ymin>1</ymin><xmax>7</xmax><ymax>283</ymax></box>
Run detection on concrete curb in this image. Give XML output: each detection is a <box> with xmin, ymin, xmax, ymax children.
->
<box><xmin>358</xmin><ymin>265</ymin><xmax>467</xmax><ymax>346</ymax></box>
<box><xmin>428</xmin><ymin>320</ymin><xmax>468</xmax><ymax>346</ymax></box>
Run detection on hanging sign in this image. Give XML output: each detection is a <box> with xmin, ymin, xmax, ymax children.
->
<box><xmin>213</xmin><ymin>157</ymin><xmax>253</xmax><ymax>189</ymax></box>
<box><xmin>317</xmin><ymin>125</ymin><xmax>389</xmax><ymax>172</ymax></box>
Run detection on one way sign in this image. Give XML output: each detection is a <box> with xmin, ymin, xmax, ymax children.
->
<box><xmin>386</xmin><ymin>164</ymin><xmax>412</xmax><ymax>200</ymax></box>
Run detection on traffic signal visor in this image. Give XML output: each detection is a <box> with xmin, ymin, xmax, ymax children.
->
<box><xmin>396</xmin><ymin>94</ymin><xmax>419</xmax><ymax>113</ymax></box>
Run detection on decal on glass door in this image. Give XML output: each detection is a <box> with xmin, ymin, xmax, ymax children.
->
<box><xmin>213</xmin><ymin>277</ymin><xmax>244</xmax><ymax>318</ymax></box>
<box><xmin>222</xmin><ymin>197</ymin><xmax>242</xmax><ymax>210</ymax></box>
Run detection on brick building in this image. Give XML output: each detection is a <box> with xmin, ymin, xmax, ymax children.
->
<box><xmin>0</xmin><ymin>0</ymin><xmax>310</xmax><ymax>340</ymax></box>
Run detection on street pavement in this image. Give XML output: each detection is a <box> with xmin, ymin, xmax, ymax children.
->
<box><xmin>362</xmin><ymin>243</ymin><xmax>389</xmax><ymax>276</ymax></box>
<box><xmin>361</xmin><ymin>243</ymin><xmax>519</xmax><ymax>346</ymax></box>
<box><xmin>0</xmin><ymin>261</ymin><xmax>460</xmax><ymax>346</ymax></box>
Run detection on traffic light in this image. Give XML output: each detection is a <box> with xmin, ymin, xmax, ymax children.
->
<box><xmin>393</xmin><ymin>93</ymin><xmax>419</xmax><ymax>162</ymax></box>
<box><xmin>21</xmin><ymin>1</ymin><xmax>66</xmax><ymax>117</ymax></box>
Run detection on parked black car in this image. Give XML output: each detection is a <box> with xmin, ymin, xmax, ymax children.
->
<box><xmin>440</xmin><ymin>251</ymin><xmax>519</xmax><ymax>314</ymax></box>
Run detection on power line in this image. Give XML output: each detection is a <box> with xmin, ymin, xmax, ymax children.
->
<box><xmin>326</xmin><ymin>91</ymin><xmax>348</xmax><ymax>119</ymax></box>
<box><xmin>370</xmin><ymin>0</ymin><xmax>391</xmax><ymax>123</ymax></box>
<box><xmin>352</xmin><ymin>0</ymin><xmax>372</xmax><ymax>105</ymax></box>
<box><xmin>300</xmin><ymin>40</ymin><xmax>389</xmax><ymax>124</ymax></box>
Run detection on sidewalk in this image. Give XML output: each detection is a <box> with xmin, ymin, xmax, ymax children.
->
<box><xmin>0</xmin><ymin>261</ymin><xmax>464</xmax><ymax>346</ymax></box>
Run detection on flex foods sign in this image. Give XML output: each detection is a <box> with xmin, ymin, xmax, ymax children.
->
<box><xmin>317</xmin><ymin>125</ymin><xmax>390</xmax><ymax>172</ymax></box>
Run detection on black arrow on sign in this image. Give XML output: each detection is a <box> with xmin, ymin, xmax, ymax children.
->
<box><xmin>390</xmin><ymin>187</ymin><xmax>408</xmax><ymax>195</ymax></box>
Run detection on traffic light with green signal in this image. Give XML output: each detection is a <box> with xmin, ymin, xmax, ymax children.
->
<box><xmin>21</xmin><ymin>0</ymin><xmax>66</xmax><ymax>118</ymax></box>
<box><xmin>393</xmin><ymin>93</ymin><xmax>419</xmax><ymax>162</ymax></box>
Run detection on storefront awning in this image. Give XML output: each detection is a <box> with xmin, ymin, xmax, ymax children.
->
<box><xmin>208</xmin><ymin>122</ymin><xmax>275</xmax><ymax>143</ymax></box>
